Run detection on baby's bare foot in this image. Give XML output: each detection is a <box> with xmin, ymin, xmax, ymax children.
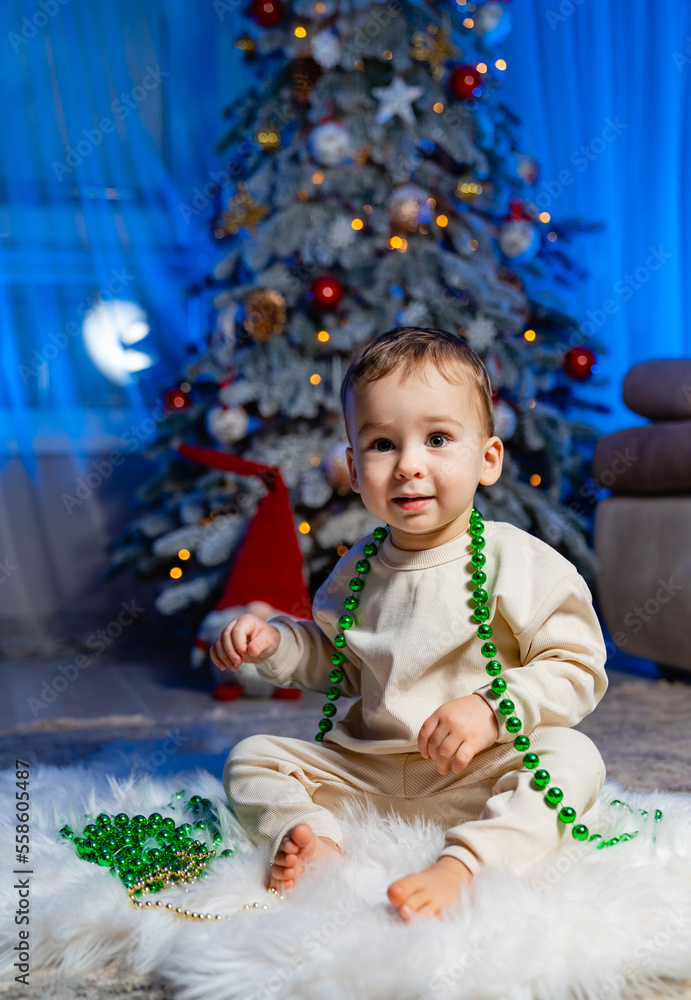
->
<box><xmin>269</xmin><ymin>824</ymin><xmax>343</xmax><ymax>893</ymax></box>
<box><xmin>387</xmin><ymin>856</ymin><xmax>473</xmax><ymax>923</ymax></box>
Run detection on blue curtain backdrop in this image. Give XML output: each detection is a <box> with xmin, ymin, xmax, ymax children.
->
<box><xmin>2</xmin><ymin>0</ymin><xmax>690</xmax><ymax>463</ymax></box>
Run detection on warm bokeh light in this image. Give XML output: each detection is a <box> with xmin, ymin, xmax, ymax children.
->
<box><xmin>336</xmin><ymin>544</ymin><xmax>349</xmax><ymax>556</ymax></box>
<box><xmin>530</xmin><ymin>474</ymin><xmax>542</xmax><ymax>487</ymax></box>
<box><xmin>469</xmin><ymin>239</ymin><xmax>478</xmax><ymax>251</ymax></box>
<box><xmin>547</xmin><ymin>231</ymin><xmax>557</xmax><ymax>241</ymax></box>
<box><xmin>524</xmin><ymin>329</ymin><xmax>536</xmax><ymax>341</ymax></box>
<box><xmin>476</xmin><ymin>63</ymin><xmax>487</xmax><ymax>74</ymax></box>
<box><xmin>299</xmin><ymin>522</ymin><xmax>311</xmax><ymax>534</ymax></box>
<box><xmin>436</xmin><ymin>214</ymin><xmax>448</xmax><ymax>227</ymax></box>
<box><xmin>310</xmin><ymin>373</ymin><xmax>322</xmax><ymax>384</ymax></box>
<box><xmin>317</xmin><ymin>329</ymin><xmax>329</xmax><ymax>342</ymax></box>
<box><xmin>294</xmin><ymin>25</ymin><xmax>307</xmax><ymax>37</ymax></box>
<box><xmin>463</xmin><ymin>17</ymin><xmax>474</xmax><ymax>28</ymax></box>
<box><xmin>351</xmin><ymin>218</ymin><xmax>363</xmax><ymax>230</ymax></box>
<box><xmin>383</xmin><ymin>50</ymin><xmax>392</xmax><ymax>59</ymax></box>
<box><xmin>178</xmin><ymin>549</ymin><xmax>191</xmax><ymax>560</ymax></box>
<box><xmin>539</xmin><ymin>212</ymin><xmax>551</xmax><ymax>223</ymax></box>
<box><xmin>527</xmin><ymin>398</ymin><xmax>536</xmax><ymax>409</ymax></box>
<box><xmin>433</xmin><ymin>102</ymin><xmax>444</xmax><ymax>113</ymax></box>
<box><xmin>389</xmin><ymin>236</ymin><xmax>403</xmax><ymax>248</ymax></box>
<box><xmin>296</xmin><ymin>189</ymin><xmax>309</xmax><ymax>200</ymax></box>
<box><xmin>170</xmin><ymin>567</ymin><xmax>182</xmax><ymax>579</ymax></box>
<box><xmin>312</xmin><ymin>171</ymin><xmax>324</xmax><ymax>184</ymax></box>
<box><xmin>310</xmin><ymin>455</ymin><xmax>320</xmax><ymax>466</ymax></box>
<box><xmin>495</xmin><ymin>59</ymin><xmax>507</xmax><ymax>71</ymax></box>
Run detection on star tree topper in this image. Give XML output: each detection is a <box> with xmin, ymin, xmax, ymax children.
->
<box><xmin>372</xmin><ymin>76</ymin><xmax>424</xmax><ymax>126</ymax></box>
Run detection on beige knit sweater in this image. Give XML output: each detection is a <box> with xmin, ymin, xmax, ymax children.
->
<box><xmin>256</xmin><ymin>519</ymin><xmax>609</xmax><ymax>755</ymax></box>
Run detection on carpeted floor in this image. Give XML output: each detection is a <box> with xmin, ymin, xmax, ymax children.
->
<box><xmin>1</xmin><ymin>669</ymin><xmax>691</xmax><ymax>999</ymax></box>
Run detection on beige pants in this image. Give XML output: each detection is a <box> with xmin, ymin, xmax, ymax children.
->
<box><xmin>223</xmin><ymin>726</ymin><xmax>606</xmax><ymax>876</ymax></box>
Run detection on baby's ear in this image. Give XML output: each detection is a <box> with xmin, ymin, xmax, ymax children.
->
<box><xmin>345</xmin><ymin>445</ymin><xmax>360</xmax><ymax>493</ymax></box>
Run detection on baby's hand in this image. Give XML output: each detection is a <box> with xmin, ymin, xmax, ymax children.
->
<box><xmin>210</xmin><ymin>614</ymin><xmax>281</xmax><ymax>672</ymax></box>
<box><xmin>418</xmin><ymin>694</ymin><xmax>499</xmax><ymax>775</ymax></box>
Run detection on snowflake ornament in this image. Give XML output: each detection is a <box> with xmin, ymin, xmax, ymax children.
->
<box><xmin>312</xmin><ymin>29</ymin><xmax>341</xmax><ymax>68</ymax></box>
<box><xmin>463</xmin><ymin>314</ymin><xmax>497</xmax><ymax>352</ymax></box>
<box><xmin>372</xmin><ymin>77</ymin><xmax>424</xmax><ymax>126</ymax></box>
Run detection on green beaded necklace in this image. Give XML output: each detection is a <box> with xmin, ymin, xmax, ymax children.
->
<box><xmin>315</xmin><ymin>506</ymin><xmax>663</xmax><ymax>849</ymax></box>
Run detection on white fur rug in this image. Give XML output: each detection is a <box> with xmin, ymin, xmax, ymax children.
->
<box><xmin>2</xmin><ymin>765</ymin><xmax>691</xmax><ymax>1000</ymax></box>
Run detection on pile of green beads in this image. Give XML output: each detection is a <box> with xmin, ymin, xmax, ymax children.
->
<box><xmin>60</xmin><ymin>793</ymin><xmax>238</xmax><ymax>919</ymax></box>
<box><xmin>315</xmin><ymin>505</ymin><xmax>666</xmax><ymax>854</ymax></box>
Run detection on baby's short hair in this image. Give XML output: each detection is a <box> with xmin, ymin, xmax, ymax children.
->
<box><xmin>340</xmin><ymin>326</ymin><xmax>495</xmax><ymax>442</ymax></box>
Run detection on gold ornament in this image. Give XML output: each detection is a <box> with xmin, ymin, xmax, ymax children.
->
<box><xmin>215</xmin><ymin>184</ymin><xmax>269</xmax><ymax>238</ymax></box>
<box><xmin>256</xmin><ymin>128</ymin><xmax>281</xmax><ymax>149</ymax></box>
<box><xmin>243</xmin><ymin>289</ymin><xmax>287</xmax><ymax>342</ymax></box>
<box><xmin>409</xmin><ymin>22</ymin><xmax>459</xmax><ymax>80</ymax></box>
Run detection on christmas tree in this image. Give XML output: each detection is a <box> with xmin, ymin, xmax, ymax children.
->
<box><xmin>109</xmin><ymin>0</ymin><xmax>608</xmax><ymax>635</ymax></box>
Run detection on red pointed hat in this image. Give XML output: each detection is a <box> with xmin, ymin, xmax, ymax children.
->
<box><xmin>178</xmin><ymin>443</ymin><xmax>314</xmax><ymax>621</ymax></box>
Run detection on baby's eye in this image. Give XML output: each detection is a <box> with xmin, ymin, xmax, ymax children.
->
<box><xmin>428</xmin><ymin>434</ymin><xmax>448</xmax><ymax>448</ymax></box>
<box><xmin>368</xmin><ymin>434</ymin><xmax>449</xmax><ymax>451</ymax></box>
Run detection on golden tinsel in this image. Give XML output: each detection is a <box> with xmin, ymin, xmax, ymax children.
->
<box><xmin>410</xmin><ymin>22</ymin><xmax>459</xmax><ymax>80</ymax></box>
<box><xmin>291</xmin><ymin>56</ymin><xmax>322</xmax><ymax>102</ymax></box>
<box><xmin>243</xmin><ymin>289</ymin><xmax>287</xmax><ymax>342</ymax></box>
<box><xmin>256</xmin><ymin>127</ymin><xmax>281</xmax><ymax>150</ymax></box>
<box><xmin>215</xmin><ymin>184</ymin><xmax>269</xmax><ymax>238</ymax></box>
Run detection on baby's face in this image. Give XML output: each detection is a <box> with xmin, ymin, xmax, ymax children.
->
<box><xmin>345</xmin><ymin>364</ymin><xmax>503</xmax><ymax>550</ymax></box>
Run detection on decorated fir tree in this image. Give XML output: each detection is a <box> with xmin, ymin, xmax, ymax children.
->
<box><xmin>109</xmin><ymin>0</ymin><xmax>607</xmax><ymax>652</ymax></box>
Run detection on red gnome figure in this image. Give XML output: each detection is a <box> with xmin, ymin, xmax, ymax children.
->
<box><xmin>178</xmin><ymin>443</ymin><xmax>311</xmax><ymax>702</ymax></box>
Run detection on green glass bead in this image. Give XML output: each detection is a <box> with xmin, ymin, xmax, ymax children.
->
<box><xmin>514</xmin><ymin>735</ymin><xmax>530</xmax><ymax>751</ymax></box>
<box><xmin>506</xmin><ymin>716</ymin><xmax>522</xmax><ymax>733</ymax></box>
<box><xmin>315</xmin><ymin>732</ymin><xmax>324</xmax><ymax>741</ymax></box>
<box><xmin>609</xmin><ymin>799</ymin><xmax>621</xmax><ymax>807</ymax></box>
<box><xmin>201</xmin><ymin>799</ymin><xmax>211</xmax><ymax>809</ymax></box>
<box><xmin>326</xmin><ymin>686</ymin><xmax>341</xmax><ymax>701</ymax></box>
<box><xmin>338</xmin><ymin>614</ymin><xmax>354</xmax><ymax>630</ymax></box>
<box><xmin>533</xmin><ymin>769</ymin><xmax>550</xmax><ymax>788</ymax></box>
<box><xmin>104</xmin><ymin>837</ymin><xmax>120</xmax><ymax>852</ymax></box>
<box><xmin>113</xmin><ymin>813</ymin><xmax>129</xmax><ymax>828</ymax></box>
<box><xmin>545</xmin><ymin>787</ymin><xmax>564</xmax><ymax>806</ymax></box>
<box><xmin>373</xmin><ymin>526</ymin><xmax>387</xmax><ymax>541</ymax></box>
<box><xmin>131</xmin><ymin>815</ymin><xmax>146</xmax><ymax>827</ymax></box>
<box><xmin>469</xmin><ymin>522</ymin><xmax>484</xmax><ymax>536</ymax></box>
<box><xmin>572</xmin><ymin>824</ymin><xmax>589</xmax><ymax>841</ymax></box>
<box><xmin>654</xmin><ymin>809</ymin><xmax>663</xmax><ymax>822</ymax></box>
<box><xmin>330</xmin><ymin>653</ymin><xmax>345</xmax><ymax>668</ymax></box>
<box><xmin>606</xmin><ymin>837</ymin><xmax>620</xmax><ymax>846</ymax></box>
<box><xmin>318</xmin><ymin>718</ymin><xmax>333</xmax><ymax>732</ymax></box>
<box><xmin>498</xmin><ymin>698</ymin><xmax>514</xmax><ymax>716</ymax></box>
<box><xmin>60</xmin><ymin>825</ymin><xmax>74</xmax><ymax>840</ymax></box>
<box><xmin>322</xmin><ymin>703</ymin><xmax>337</xmax><ymax>718</ymax></box>
<box><xmin>363</xmin><ymin>542</ymin><xmax>378</xmax><ymax>557</ymax></box>
<box><xmin>73</xmin><ymin>836</ymin><xmax>86</xmax><ymax>849</ymax></box>
<box><xmin>178</xmin><ymin>824</ymin><xmax>192</xmax><ymax>837</ymax></box>
<box><xmin>120</xmin><ymin>847</ymin><xmax>138</xmax><ymax>862</ymax></box>
<box><xmin>589</xmin><ymin>833</ymin><xmax>602</xmax><ymax>841</ymax></box>
<box><xmin>145</xmin><ymin>847</ymin><xmax>162</xmax><ymax>861</ymax></box>
<box><xmin>96</xmin><ymin>813</ymin><xmax>111</xmax><ymax>827</ymax></box>
<box><xmin>485</xmin><ymin>660</ymin><xmax>502</xmax><ymax>677</ymax></box>
<box><xmin>473</xmin><ymin>606</ymin><xmax>490</xmax><ymax>623</ymax></box>
<box><xmin>147</xmin><ymin>812</ymin><xmax>163</xmax><ymax>826</ymax></box>
<box><xmin>83</xmin><ymin>824</ymin><xmax>98</xmax><ymax>838</ymax></box>
<box><xmin>558</xmin><ymin>807</ymin><xmax>576</xmax><ymax>824</ymax></box>
<box><xmin>221</xmin><ymin>849</ymin><xmax>234</xmax><ymax>857</ymax></box>
<box><xmin>355</xmin><ymin>559</ymin><xmax>371</xmax><ymax>574</ymax></box>
<box><xmin>639</xmin><ymin>809</ymin><xmax>648</xmax><ymax>819</ymax></box>
<box><xmin>329</xmin><ymin>668</ymin><xmax>344</xmax><ymax>684</ymax></box>
<box><xmin>490</xmin><ymin>677</ymin><xmax>506</xmax><ymax>695</ymax></box>
<box><xmin>471</xmin><ymin>552</ymin><xmax>486</xmax><ymax>568</ymax></box>
<box><xmin>477</xmin><ymin>624</ymin><xmax>493</xmax><ymax>640</ymax></box>
<box><xmin>193</xmin><ymin>821</ymin><xmax>207</xmax><ymax>831</ymax></box>
<box><xmin>472</xmin><ymin>587</ymin><xmax>488</xmax><ymax>604</ymax></box>
<box><xmin>620</xmin><ymin>833</ymin><xmax>632</xmax><ymax>841</ymax></box>
<box><xmin>349</xmin><ymin>578</ymin><xmax>364</xmax><ymax>592</ymax></box>
<box><xmin>470</xmin><ymin>536</ymin><xmax>486</xmax><ymax>551</ymax></box>
<box><xmin>77</xmin><ymin>842</ymin><xmax>92</xmax><ymax>858</ymax></box>
<box><xmin>160</xmin><ymin>818</ymin><xmax>175</xmax><ymax>834</ymax></box>
<box><xmin>523</xmin><ymin>752</ymin><xmax>540</xmax><ymax>769</ymax></box>
<box><xmin>481</xmin><ymin>642</ymin><xmax>497</xmax><ymax>658</ymax></box>
<box><xmin>97</xmin><ymin>851</ymin><xmax>114</xmax><ymax>867</ymax></box>
<box><xmin>343</xmin><ymin>596</ymin><xmax>359</xmax><ymax>611</ymax></box>
<box><xmin>471</xmin><ymin>570</ymin><xmax>487</xmax><ymax>586</ymax></box>
<box><xmin>213</xmin><ymin>834</ymin><xmax>223</xmax><ymax>847</ymax></box>
<box><xmin>334</xmin><ymin>633</ymin><xmax>347</xmax><ymax>648</ymax></box>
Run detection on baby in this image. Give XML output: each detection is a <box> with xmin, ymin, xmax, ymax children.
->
<box><xmin>211</xmin><ymin>326</ymin><xmax>608</xmax><ymax>923</ymax></box>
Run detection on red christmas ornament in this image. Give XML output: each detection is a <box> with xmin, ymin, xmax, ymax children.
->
<box><xmin>249</xmin><ymin>0</ymin><xmax>284</xmax><ymax>27</ymax></box>
<box><xmin>163</xmin><ymin>386</ymin><xmax>192</xmax><ymax>412</ymax></box>
<box><xmin>508</xmin><ymin>197</ymin><xmax>534</xmax><ymax>222</ymax></box>
<box><xmin>308</xmin><ymin>274</ymin><xmax>344</xmax><ymax>309</ymax></box>
<box><xmin>563</xmin><ymin>346</ymin><xmax>596</xmax><ymax>381</ymax></box>
<box><xmin>449</xmin><ymin>64</ymin><xmax>483</xmax><ymax>101</ymax></box>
